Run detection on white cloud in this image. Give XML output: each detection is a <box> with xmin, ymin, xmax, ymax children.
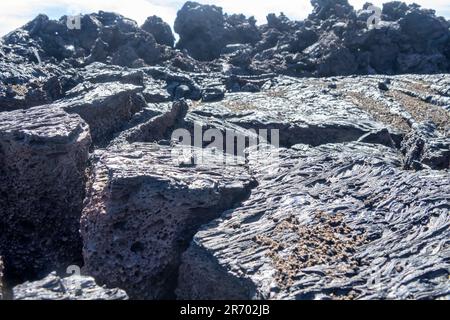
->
<box><xmin>0</xmin><ymin>0</ymin><xmax>448</xmax><ymax>37</ymax></box>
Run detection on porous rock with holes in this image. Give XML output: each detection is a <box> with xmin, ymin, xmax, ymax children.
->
<box><xmin>0</xmin><ymin>106</ymin><xmax>91</xmax><ymax>281</ymax></box>
<box><xmin>81</xmin><ymin>143</ymin><xmax>255</xmax><ymax>299</ymax></box>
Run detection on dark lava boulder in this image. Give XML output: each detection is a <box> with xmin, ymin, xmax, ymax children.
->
<box><xmin>0</xmin><ymin>106</ymin><xmax>91</xmax><ymax>281</ymax></box>
<box><xmin>175</xmin><ymin>1</ymin><xmax>261</xmax><ymax>61</ymax></box>
<box><xmin>304</xmin><ymin>33</ymin><xmax>358</xmax><ymax>76</ymax></box>
<box><xmin>309</xmin><ymin>0</ymin><xmax>355</xmax><ymax>21</ymax></box>
<box><xmin>141</xmin><ymin>16</ymin><xmax>175</xmax><ymax>47</ymax></box>
<box><xmin>399</xmin><ymin>6</ymin><xmax>449</xmax><ymax>54</ymax></box>
<box><xmin>401</xmin><ymin>121</ymin><xmax>450</xmax><ymax>170</ymax></box>
<box><xmin>382</xmin><ymin>1</ymin><xmax>409</xmax><ymax>21</ymax></box>
<box><xmin>223</xmin><ymin>14</ymin><xmax>261</xmax><ymax>45</ymax></box>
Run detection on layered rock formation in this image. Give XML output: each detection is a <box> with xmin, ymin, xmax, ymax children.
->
<box><xmin>174</xmin><ymin>0</ymin><xmax>450</xmax><ymax>75</ymax></box>
<box><xmin>0</xmin><ymin>0</ymin><xmax>449</xmax><ymax>300</ymax></box>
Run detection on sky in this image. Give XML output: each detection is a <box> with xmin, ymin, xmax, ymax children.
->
<box><xmin>0</xmin><ymin>0</ymin><xmax>449</xmax><ymax>37</ymax></box>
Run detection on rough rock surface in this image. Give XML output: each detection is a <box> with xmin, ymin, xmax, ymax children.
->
<box><xmin>173</xmin><ymin>1</ymin><xmax>450</xmax><ymax>76</ymax></box>
<box><xmin>401</xmin><ymin>121</ymin><xmax>450</xmax><ymax>170</ymax></box>
<box><xmin>110</xmin><ymin>100</ymin><xmax>188</xmax><ymax>146</ymax></box>
<box><xmin>141</xmin><ymin>16</ymin><xmax>175</xmax><ymax>47</ymax></box>
<box><xmin>56</xmin><ymin>82</ymin><xmax>146</xmax><ymax>146</ymax></box>
<box><xmin>188</xmin><ymin>77</ymin><xmax>397</xmax><ymax>148</ymax></box>
<box><xmin>0</xmin><ymin>0</ymin><xmax>449</xmax><ymax>301</ymax></box>
<box><xmin>177</xmin><ymin>143</ymin><xmax>450</xmax><ymax>300</ymax></box>
<box><xmin>81</xmin><ymin>143</ymin><xmax>255</xmax><ymax>299</ymax></box>
<box><xmin>13</xmin><ymin>272</ymin><xmax>128</xmax><ymax>300</ymax></box>
<box><xmin>1</xmin><ymin>1</ymin><xmax>448</xmax><ymax>115</ymax></box>
<box><xmin>0</xmin><ymin>106</ymin><xmax>91</xmax><ymax>281</ymax></box>
<box><xmin>175</xmin><ymin>1</ymin><xmax>260</xmax><ymax>61</ymax></box>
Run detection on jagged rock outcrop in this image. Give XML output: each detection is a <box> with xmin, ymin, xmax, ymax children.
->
<box><xmin>0</xmin><ymin>106</ymin><xmax>91</xmax><ymax>281</ymax></box>
<box><xmin>21</xmin><ymin>11</ymin><xmax>164</xmax><ymax>67</ymax></box>
<box><xmin>13</xmin><ymin>272</ymin><xmax>128</xmax><ymax>300</ymax></box>
<box><xmin>174</xmin><ymin>1</ymin><xmax>450</xmax><ymax>76</ymax></box>
<box><xmin>141</xmin><ymin>16</ymin><xmax>175</xmax><ymax>47</ymax></box>
<box><xmin>0</xmin><ymin>52</ymin><xmax>81</xmax><ymax>111</ymax></box>
<box><xmin>177</xmin><ymin>143</ymin><xmax>450</xmax><ymax>300</ymax></box>
<box><xmin>81</xmin><ymin>143</ymin><xmax>255</xmax><ymax>299</ymax></box>
<box><xmin>309</xmin><ymin>0</ymin><xmax>355</xmax><ymax>20</ymax></box>
<box><xmin>174</xmin><ymin>1</ymin><xmax>226</xmax><ymax>61</ymax></box>
<box><xmin>175</xmin><ymin>1</ymin><xmax>260</xmax><ymax>61</ymax></box>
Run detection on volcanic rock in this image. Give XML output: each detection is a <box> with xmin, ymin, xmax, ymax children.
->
<box><xmin>177</xmin><ymin>143</ymin><xmax>450</xmax><ymax>300</ymax></box>
<box><xmin>13</xmin><ymin>272</ymin><xmax>128</xmax><ymax>300</ymax></box>
<box><xmin>189</xmin><ymin>76</ymin><xmax>398</xmax><ymax>148</ymax></box>
<box><xmin>309</xmin><ymin>0</ymin><xmax>355</xmax><ymax>21</ymax></box>
<box><xmin>175</xmin><ymin>1</ymin><xmax>226</xmax><ymax>61</ymax></box>
<box><xmin>0</xmin><ymin>0</ymin><xmax>449</xmax><ymax>302</ymax></box>
<box><xmin>175</xmin><ymin>2</ymin><xmax>260</xmax><ymax>61</ymax></box>
<box><xmin>81</xmin><ymin>143</ymin><xmax>255</xmax><ymax>299</ymax></box>
<box><xmin>110</xmin><ymin>100</ymin><xmax>188</xmax><ymax>146</ymax></box>
<box><xmin>401</xmin><ymin>121</ymin><xmax>450</xmax><ymax>170</ymax></box>
<box><xmin>141</xmin><ymin>16</ymin><xmax>176</xmax><ymax>47</ymax></box>
<box><xmin>0</xmin><ymin>106</ymin><xmax>91</xmax><ymax>281</ymax></box>
<box><xmin>56</xmin><ymin>82</ymin><xmax>146</xmax><ymax>146</ymax></box>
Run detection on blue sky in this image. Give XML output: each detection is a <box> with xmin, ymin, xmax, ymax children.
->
<box><xmin>1</xmin><ymin>0</ymin><xmax>449</xmax><ymax>37</ymax></box>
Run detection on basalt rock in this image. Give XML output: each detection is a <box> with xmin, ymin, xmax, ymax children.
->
<box><xmin>141</xmin><ymin>16</ymin><xmax>175</xmax><ymax>48</ymax></box>
<box><xmin>172</xmin><ymin>1</ymin><xmax>450</xmax><ymax>75</ymax></box>
<box><xmin>309</xmin><ymin>0</ymin><xmax>355</xmax><ymax>21</ymax></box>
<box><xmin>401</xmin><ymin>121</ymin><xmax>450</xmax><ymax>170</ymax></box>
<box><xmin>110</xmin><ymin>100</ymin><xmax>189</xmax><ymax>146</ymax></box>
<box><xmin>0</xmin><ymin>106</ymin><xmax>91</xmax><ymax>281</ymax></box>
<box><xmin>177</xmin><ymin>143</ymin><xmax>450</xmax><ymax>300</ymax></box>
<box><xmin>1</xmin><ymin>1</ymin><xmax>448</xmax><ymax>84</ymax></box>
<box><xmin>56</xmin><ymin>82</ymin><xmax>147</xmax><ymax>146</ymax></box>
<box><xmin>81</xmin><ymin>143</ymin><xmax>255</xmax><ymax>299</ymax></box>
<box><xmin>382</xmin><ymin>1</ymin><xmax>409</xmax><ymax>21</ymax></box>
<box><xmin>175</xmin><ymin>2</ymin><xmax>226</xmax><ymax>61</ymax></box>
<box><xmin>0</xmin><ymin>0</ymin><xmax>449</xmax><ymax>302</ymax></box>
<box><xmin>13</xmin><ymin>272</ymin><xmax>128</xmax><ymax>300</ymax></box>
<box><xmin>2</xmin><ymin>11</ymin><xmax>166</xmax><ymax>70</ymax></box>
<box><xmin>175</xmin><ymin>2</ymin><xmax>260</xmax><ymax>61</ymax></box>
<box><xmin>0</xmin><ymin>51</ymin><xmax>82</xmax><ymax>111</ymax></box>
<box><xmin>189</xmin><ymin>76</ymin><xmax>398</xmax><ymax>148</ymax></box>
